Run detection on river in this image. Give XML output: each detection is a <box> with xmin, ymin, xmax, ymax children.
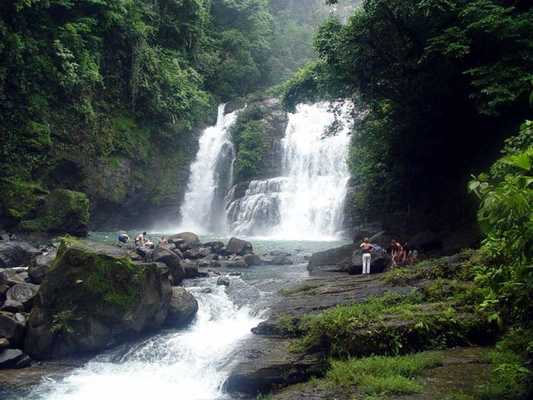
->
<box><xmin>2</xmin><ymin>237</ymin><xmax>347</xmax><ymax>400</ymax></box>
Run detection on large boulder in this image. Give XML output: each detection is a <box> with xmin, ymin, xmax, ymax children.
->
<box><xmin>24</xmin><ymin>239</ymin><xmax>172</xmax><ymax>360</ymax></box>
<box><xmin>226</xmin><ymin>238</ymin><xmax>253</xmax><ymax>256</ymax></box>
<box><xmin>348</xmin><ymin>249</ymin><xmax>391</xmax><ymax>275</ymax></box>
<box><xmin>0</xmin><ymin>241</ymin><xmax>40</xmax><ymax>268</ymax></box>
<box><xmin>152</xmin><ymin>247</ymin><xmax>185</xmax><ymax>285</ymax></box>
<box><xmin>204</xmin><ymin>241</ymin><xmax>225</xmax><ymax>255</ymax></box>
<box><xmin>19</xmin><ymin>189</ymin><xmax>90</xmax><ymax>237</ymax></box>
<box><xmin>308</xmin><ymin>244</ymin><xmax>355</xmax><ymax>271</ymax></box>
<box><xmin>165</xmin><ymin>288</ymin><xmax>198</xmax><ymax>328</ymax></box>
<box><xmin>168</xmin><ymin>232</ymin><xmax>200</xmax><ymax>250</ymax></box>
<box><xmin>0</xmin><ymin>312</ymin><xmax>26</xmax><ymax>347</ymax></box>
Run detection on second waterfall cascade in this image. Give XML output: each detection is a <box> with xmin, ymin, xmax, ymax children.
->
<box><xmin>226</xmin><ymin>102</ymin><xmax>353</xmax><ymax>240</ymax></box>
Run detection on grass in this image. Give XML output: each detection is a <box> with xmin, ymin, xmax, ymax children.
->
<box><xmin>323</xmin><ymin>351</ymin><xmax>443</xmax><ymax>398</ymax></box>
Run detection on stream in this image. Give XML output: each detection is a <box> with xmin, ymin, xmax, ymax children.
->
<box><xmin>3</xmin><ymin>238</ymin><xmax>347</xmax><ymax>400</ymax></box>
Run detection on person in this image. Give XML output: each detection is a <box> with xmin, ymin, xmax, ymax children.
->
<box><xmin>135</xmin><ymin>231</ymin><xmax>147</xmax><ymax>247</ymax></box>
<box><xmin>360</xmin><ymin>238</ymin><xmax>374</xmax><ymax>274</ymax></box>
<box><xmin>389</xmin><ymin>240</ymin><xmax>403</xmax><ymax>267</ymax></box>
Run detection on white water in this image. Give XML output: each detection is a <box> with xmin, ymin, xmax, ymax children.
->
<box><xmin>28</xmin><ymin>279</ymin><xmax>262</xmax><ymax>400</ymax></box>
<box><xmin>227</xmin><ymin>102</ymin><xmax>353</xmax><ymax>240</ymax></box>
<box><xmin>179</xmin><ymin>104</ymin><xmax>239</xmax><ymax>235</ymax></box>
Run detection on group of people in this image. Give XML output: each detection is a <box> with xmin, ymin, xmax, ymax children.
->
<box><xmin>117</xmin><ymin>231</ymin><xmax>156</xmax><ymax>249</ymax></box>
<box><xmin>359</xmin><ymin>237</ymin><xmax>419</xmax><ymax>274</ymax></box>
<box><xmin>389</xmin><ymin>240</ymin><xmax>418</xmax><ymax>267</ymax></box>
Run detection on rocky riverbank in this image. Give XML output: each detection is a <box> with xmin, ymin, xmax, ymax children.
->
<box><xmin>224</xmin><ymin>243</ymin><xmax>509</xmax><ymax>399</ymax></box>
<box><xmin>0</xmin><ymin>231</ymin><xmax>276</xmax><ymax>386</ymax></box>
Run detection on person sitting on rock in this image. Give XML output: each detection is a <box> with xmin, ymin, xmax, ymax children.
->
<box><xmin>135</xmin><ymin>232</ymin><xmax>147</xmax><ymax>248</ymax></box>
<box><xmin>159</xmin><ymin>236</ymin><xmax>169</xmax><ymax>247</ymax></box>
<box><xmin>360</xmin><ymin>238</ymin><xmax>374</xmax><ymax>274</ymax></box>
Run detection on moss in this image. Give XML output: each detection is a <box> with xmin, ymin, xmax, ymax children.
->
<box><xmin>19</xmin><ymin>189</ymin><xmax>90</xmax><ymax>236</ymax></box>
<box><xmin>295</xmin><ymin>291</ymin><xmax>496</xmax><ymax>358</ymax></box>
<box><xmin>0</xmin><ymin>177</ymin><xmax>48</xmax><ymax>222</ymax></box>
<box><xmin>323</xmin><ymin>352</ymin><xmax>443</xmax><ymax>398</ymax></box>
<box><xmin>49</xmin><ymin>238</ymin><xmax>144</xmax><ymax>315</ymax></box>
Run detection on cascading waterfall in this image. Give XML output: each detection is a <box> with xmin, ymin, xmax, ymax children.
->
<box><xmin>227</xmin><ymin>102</ymin><xmax>353</xmax><ymax>240</ymax></box>
<box><xmin>179</xmin><ymin>104</ymin><xmax>239</xmax><ymax>234</ymax></box>
<box><xmin>25</xmin><ymin>279</ymin><xmax>262</xmax><ymax>400</ymax></box>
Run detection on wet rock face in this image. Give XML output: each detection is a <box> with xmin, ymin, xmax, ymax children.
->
<box><xmin>165</xmin><ymin>287</ymin><xmax>198</xmax><ymax>328</ymax></box>
<box><xmin>223</xmin><ymin>337</ymin><xmax>326</xmax><ymax>395</ymax></box>
<box><xmin>24</xmin><ymin>239</ymin><xmax>172</xmax><ymax>360</ymax></box>
<box><xmin>0</xmin><ymin>241</ymin><xmax>40</xmax><ymax>268</ymax></box>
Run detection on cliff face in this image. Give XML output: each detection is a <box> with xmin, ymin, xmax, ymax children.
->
<box><xmin>229</xmin><ymin>97</ymin><xmax>289</xmax><ymax>187</ymax></box>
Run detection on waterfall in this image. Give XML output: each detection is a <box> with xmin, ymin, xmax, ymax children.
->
<box><xmin>227</xmin><ymin>102</ymin><xmax>353</xmax><ymax>240</ymax></box>
<box><xmin>179</xmin><ymin>104</ymin><xmax>238</xmax><ymax>234</ymax></box>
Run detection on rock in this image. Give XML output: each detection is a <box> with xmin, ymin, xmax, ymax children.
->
<box><xmin>152</xmin><ymin>247</ymin><xmax>185</xmax><ymax>285</ymax></box>
<box><xmin>28</xmin><ymin>250</ymin><xmax>57</xmax><ymax>284</ymax></box>
<box><xmin>217</xmin><ymin>277</ymin><xmax>230</xmax><ymax>287</ymax></box>
<box><xmin>200</xmin><ymin>288</ymin><xmax>213</xmax><ymax>294</ymax></box>
<box><xmin>244</xmin><ymin>254</ymin><xmax>263</xmax><ymax>267</ymax></box>
<box><xmin>0</xmin><ymin>269</ymin><xmax>27</xmax><ymax>286</ymax></box>
<box><xmin>224</xmin><ymin>257</ymin><xmax>248</xmax><ymax>269</ymax></box>
<box><xmin>368</xmin><ymin>231</ymin><xmax>396</xmax><ymax>249</ymax></box>
<box><xmin>0</xmin><ymin>241</ymin><xmax>40</xmax><ymax>268</ymax></box>
<box><xmin>24</xmin><ymin>239</ymin><xmax>172</xmax><ymax>360</ymax></box>
<box><xmin>168</xmin><ymin>232</ymin><xmax>200</xmax><ymax>250</ymax></box>
<box><xmin>308</xmin><ymin>244</ymin><xmax>356</xmax><ymax>271</ymax></box>
<box><xmin>0</xmin><ymin>312</ymin><xmax>26</xmax><ymax>347</ymax></box>
<box><xmin>349</xmin><ymin>249</ymin><xmax>391</xmax><ymax>275</ymax></box>
<box><xmin>0</xmin><ymin>349</ymin><xmax>31</xmax><ymax>369</ymax></box>
<box><xmin>0</xmin><ymin>283</ymin><xmax>9</xmax><ymax>300</ymax></box>
<box><xmin>224</xmin><ymin>337</ymin><xmax>325</xmax><ymax>395</ymax></box>
<box><xmin>270</xmin><ymin>254</ymin><xmax>293</xmax><ymax>266</ymax></box>
<box><xmin>181</xmin><ymin>259</ymin><xmax>199</xmax><ymax>279</ymax></box>
<box><xmin>407</xmin><ymin>230</ymin><xmax>443</xmax><ymax>252</ymax></box>
<box><xmin>6</xmin><ymin>283</ymin><xmax>39</xmax><ymax>311</ymax></box>
<box><xmin>183</xmin><ymin>247</ymin><xmax>210</xmax><ymax>260</ymax></box>
<box><xmin>0</xmin><ymin>300</ymin><xmax>24</xmax><ymax>313</ymax></box>
<box><xmin>19</xmin><ymin>189</ymin><xmax>90</xmax><ymax>237</ymax></box>
<box><xmin>226</xmin><ymin>238</ymin><xmax>253</xmax><ymax>256</ymax></box>
<box><xmin>204</xmin><ymin>241</ymin><xmax>225</xmax><ymax>254</ymax></box>
<box><xmin>165</xmin><ymin>287</ymin><xmax>198</xmax><ymax>328</ymax></box>
<box><xmin>0</xmin><ymin>337</ymin><xmax>9</xmax><ymax>349</ymax></box>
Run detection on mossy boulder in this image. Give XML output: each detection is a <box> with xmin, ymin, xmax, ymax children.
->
<box><xmin>24</xmin><ymin>239</ymin><xmax>172</xmax><ymax>360</ymax></box>
<box><xmin>19</xmin><ymin>189</ymin><xmax>90</xmax><ymax>237</ymax></box>
<box><xmin>0</xmin><ymin>178</ymin><xmax>48</xmax><ymax>228</ymax></box>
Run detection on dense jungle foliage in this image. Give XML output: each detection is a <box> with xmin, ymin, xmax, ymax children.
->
<box><xmin>282</xmin><ymin>1</ymin><xmax>533</xmax><ymax>390</ymax></box>
<box><xmin>0</xmin><ymin>0</ymin><xmax>353</xmax><ymax>229</ymax></box>
<box><xmin>284</xmin><ymin>0</ymin><xmax>533</xmax><ymax>233</ymax></box>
